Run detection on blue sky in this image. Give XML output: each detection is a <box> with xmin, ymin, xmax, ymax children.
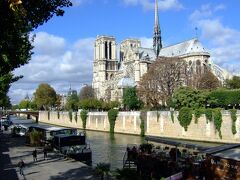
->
<box><xmin>9</xmin><ymin>0</ymin><xmax>240</xmax><ymax>104</ymax></box>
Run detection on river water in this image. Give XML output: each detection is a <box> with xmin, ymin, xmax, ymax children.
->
<box><xmin>10</xmin><ymin>116</ymin><xmax>221</xmax><ymax>170</ymax></box>
<box><xmin>85</xmin><ymin>130</ymin><xmax>144</xmax><ymax>170</ymax></box>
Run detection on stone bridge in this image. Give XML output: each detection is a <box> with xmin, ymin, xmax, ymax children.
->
<box><xmin>7</xmin><ymin>111</ymin><xmax>39</xmax><ymax>122</ymax></box>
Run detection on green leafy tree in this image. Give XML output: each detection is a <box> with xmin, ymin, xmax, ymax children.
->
<box><xmin>0</xmin><ymin>74</ymin><xmax>21</xmax><ymax>108</ymax></box>
<box><xmin>225</xmin><ymin>76</ymin><xmax>240</xmax><ymax>89</ymax></box>
<box><xmin>171</xmin><ymin>87</ymin><xmax>209</xmax><ymax>110</ymax></box>
<box><xmin>0</xmin><ymin>0</ymin><xmax>72</xmax><ymax>106</ymax></box>
<box><xmin>18</xmin><ymin>99</ymin><xmax>31</xmax><ymax>110</ymax></box>
<box><xmin>79</xmin><ymin>98</ymin><xmax>102</xmax><ymax>110</ymax></box>
<box><xmin>209</xmin><ymin>89</ymin><xmax>240</xmax><ymax>109</ymax></box>
<box><xmin>123</xmin><ymin>87</ymin><xmax>142</xmax><ymax>110</ymax></box>
<box><xmin>65</xmin><ymin>93</ymin><xmax>79</xmax><ymax>111</ymax></box>
<box><xmin>34</xmin><ymin>83</ymin><xmax>57</xmax><ymax>110</ymax></box>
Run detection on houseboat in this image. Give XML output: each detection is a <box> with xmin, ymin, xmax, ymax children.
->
<box><xmin>53</xmin><ymin>133</ymin><xmax>92</xmax><ymax>164</ymax></box>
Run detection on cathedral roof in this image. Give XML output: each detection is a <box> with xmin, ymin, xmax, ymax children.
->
<box><xmin>159</xmin><ymin>38</ymin><xmax>210</xmax><ymax>57</ymax></box>
<box><xmin>138</xmin><ymin>38</ymin><xmax>210</xmax><ymax>61</ymax></box>
<box><xmin>138</xmin><ymin>48</ymin><xmax>156</xmax><ymax>61</ymax></box>
<box><xmin>117</xmin><ymin>77</ymin><xmax>136</xmax><ymax>88</ymax></box>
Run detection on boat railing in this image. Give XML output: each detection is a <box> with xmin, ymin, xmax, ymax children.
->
<box><xmin>123</xmin><ymin>144</ymin><xmax>138</xmax><ymax>168</ymax></box>
<box><xmin>123</xmin><ymin>151</ymin><xmax>127</xmax><ymax>168</ymax></box>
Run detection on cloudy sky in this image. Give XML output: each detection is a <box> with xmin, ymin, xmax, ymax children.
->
<box><xmin>9</xmin><ymin>0</ymin><xmax>240</xmax><ymax>104</ymax></box>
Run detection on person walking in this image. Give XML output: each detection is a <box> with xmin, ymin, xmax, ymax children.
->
<box><xmin>18</xmin><ymin>159</ymin><xmax>25</xmax><ymax>176</ymax></box>
<box><xmin>43</xmin><ymin>147</ymin><xmax>48</xmax><ymax>160</ymax></box>
<box><xmin>32</xmin><ymin>149</ymin><xmax>37</xmax><ymax>162</ymax></box>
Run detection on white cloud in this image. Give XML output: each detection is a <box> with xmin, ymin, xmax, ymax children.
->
<box><xmin>189</xmin><ymin>4</ymin><xmax>240</xmax><ymax>75</ymax></box>
<box><xmin>70</xmin><ymin>0</ymin><xmax>89</xmax><ymax>7</ymax></box>
<box><xmin>9</xmin><ymin>32</ymin><xmax>94</xmax><ymax>104</ymax></box>
<box><xmin>33</xmin><ymin>32</ymin><xmax>66</xmax><ymax>56</ymax></box>
<box><xmin>122</xmin><ymin>0</ymin><xmax>183</xmax><ymax>11</ymax></box>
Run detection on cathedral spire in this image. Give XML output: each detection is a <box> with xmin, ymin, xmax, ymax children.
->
<box><xmin>153</xmin><ymin>0</ymin><xmax>162</xmax><ymax>57</ymax></box>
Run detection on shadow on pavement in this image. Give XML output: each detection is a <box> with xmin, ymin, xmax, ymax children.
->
<box><xmin>0</xmin><ymin>133</ymin><xmax>18</xmax><ymax>180</ymax></box>
<box><xmin>50</xmin><ymin>166</ymin><xmax>98</xmax><ymax>180</ymax></box>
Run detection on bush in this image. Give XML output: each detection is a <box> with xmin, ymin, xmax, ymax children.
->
<box><xmin>80</xmin><ymin>110</ymin><xmax>88</xmax><ymax>129</ymax></box>
<box><xmin>114</xmin><ymin>168</ymin><xmax>138</xmax><ymax>180</ymax></box>
<box><xmin>178</xmin><ymin>107</ymin><xmax>193</xmax><ymax>131</ymax></box>
<box><xmin>57</xmin><ymin>111</ymin><xmax>60</xmax><ymax>119</ymax></box>
<box><xmin>95</xmin><ymin>162</ymin><xmax>110</xmax><ymax>180</ymax></box>
<box><xmin>209</xmin><ymin>89</ymin><xmax>240</xmax><ymax>109</ymax></box>
<box><xmin>29</xmin><ymin>130</ymin><xmax>43</xmax><ymax>146</ymax></box>
<box><xmin>74</xmin><ymin>112</ymin><xmax>78</xmax><ymax>123</ymax></box>
<box><xmin>213</xmin><ymin>108</ymin><xmax>222</xmax><ymax>139</ymax></box>
<box><xmin>230</xmin><ymin>108</ymin><xmax>237</xmax><ymax>135</ymax></box>
<box><xmin>194</xmin><ymin>108</ymin><xmax>205</xmax><ymax>123</ymax></box>
<box><xmin>205</xmin><ymin>108</ymin><xmax>213</xmax><ymax>122</ymax></box>
<box><xmin>108</xmin><ymin>109</ymin><xmax>119</xmax><ymax>134</ymax></box>
<box><xmin>48</xmin><ymin>111</ymin><xmax>50</xmax><ymax>120</ymax></box>
<box><xmin>79</xmin><ymin>98</ymin><xmax>102</xmax><ymax>110</ymax></box>
<box><xmin>170</xmin><ymin>110</ymin><xmax>174</xmax><ymax>123</ymax></box>
<box><xmin>68</xmin><ymin>110</ymin><xmax>72</xmax><ymax>122</ymax></box>
<box><xmin>140</xmin><ymin>110</ymin><xmax>147</xmax><ymax>137</ymax></box>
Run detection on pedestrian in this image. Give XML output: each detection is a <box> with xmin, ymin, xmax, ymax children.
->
<box><xmin>32</xmin><ymin>149</ymin><xmax>37</xmax><ymax>162</ymax></box>
<box><xmin>43</xmin><ymin>147</ymin><xmax>48</xmax><ymax>160</ymax></box>
<box><xmin>18</xmin><ymin>159</ymin><xmax>25</xmax><ymax>176</ymax></box>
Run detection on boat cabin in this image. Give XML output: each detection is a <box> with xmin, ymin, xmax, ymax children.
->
<box><xmin>28</xmin><ymin>124</ymin><xmax>77</xmax><ymax>141</ymax></box>
<box><xmin>53</xmin><ymin>133</ymin><xmax>92</xmax><ymax>164</ymax></box>
<box><xmin>204</xmin><ymin>144</ymin><xmax>240</xmax><ymax>179</ymax></box>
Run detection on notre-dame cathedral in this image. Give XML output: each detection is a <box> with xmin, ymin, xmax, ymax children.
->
<box><xmin>92</xmin><ymin>0</ymin><xmax>231</xmax><ymax>101</ymax></box>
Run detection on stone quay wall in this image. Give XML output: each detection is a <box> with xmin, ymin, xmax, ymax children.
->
<box><xmin>39</xmin><ymin>111</ymin><xmax>240</xmax><ymax>144</ymax></box>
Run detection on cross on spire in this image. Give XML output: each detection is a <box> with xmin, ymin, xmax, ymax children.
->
<box><xmin>153</xmin><ymin>0</ymin><xmax>162</xmax><ymax>58</ymax></box>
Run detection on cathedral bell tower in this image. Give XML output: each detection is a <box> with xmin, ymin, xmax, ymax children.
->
<box><xmin>153</xmin><ymin>0</ymin><xmax>162</xmax><ymax>57</ymax></box>
<box><xmin>92</xmin><ymin>36</ymin><xmax>118</xmax><ymax>99</ymax></box>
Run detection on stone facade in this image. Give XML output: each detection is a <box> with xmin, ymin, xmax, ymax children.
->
<box><xmin>39</xmin><ymin>110</ymin><xmax>240</xmax><ymax>144</ymax></box>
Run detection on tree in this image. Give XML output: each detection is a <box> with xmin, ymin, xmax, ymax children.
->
<box><xmin>0</xmin><ymin>74</ymin><xmax>21</xmax><ymax>108</ymax></box>
<box><xmin>55</xmin><ymin>94</ymin><xmax>62</xmax><ymax>110</ymax></box>
<box><xmin>137</xmin><ymin>57</ymin><xmax>188</xmax><ymax>108</ymax></box>
<box><xmin>79</xmin><ymin>85</ymin><xmax>94</xmax><ymax>100</ymax></box>
<box><xmin>79</xmin><ymin>98</ymin><xmax>102</xmax><ymax>110</ymax></box>
<box><xmin>225</xmin><ymin>76</ymin><xmax>240</xmax><ymax>89</ymax></box>
<box><xmin>65</xmin><ymin>93</ymin><xmax>79</xmax><ymax>111</ymax></box>
<box><xmin>197</xmin><ymin>70</ymin><xmax>221</xmax><ymax>90</ymax></box>
<box><xmin>34</xmin><ymin>83</ymin><xmax>57</xmax><ymax>110</ymax></box>
<box><xmin>208</xmin><ymin>89</ymin><xmax>240</xmax><ymax>109</ymax></box>
<box><xmin>0</xmin><ymin>0</ymin><xmax>72</xmax><ymax>104</ymax></box>
<box><xmin>170</xmin><ymin>87</ymin><xmax>209</xmax><ymax>110</ymax></box>
<box><xmin>18</xmin><ymin>99</ymin><xmax>31</xmax><ymax>110</ymax></box>
<box><xmin>123</xmin><ymin>87</ymin><xmax>142</xmax><ymax>110</ymax></box>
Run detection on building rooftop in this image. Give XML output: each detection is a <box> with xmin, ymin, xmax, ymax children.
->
<box><xmin>160</xmin><ymin>38</ymin><xmax>210</xmax><ymax>57</ymax></box>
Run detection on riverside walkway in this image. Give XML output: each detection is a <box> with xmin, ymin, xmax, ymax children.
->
<box><xmin>0</xmin><ymin>131</ymin><xmax>97</xmax><ymax>180</ymax></box>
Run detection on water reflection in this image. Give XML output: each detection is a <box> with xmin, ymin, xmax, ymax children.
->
<box><xmin>85</xmin><ymin>130</ymin><xmax>144</xmax><ymax>170</ymax></box>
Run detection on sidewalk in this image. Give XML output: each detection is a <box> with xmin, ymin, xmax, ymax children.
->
<box><xmin>0</xmin><ymin>131</ymin><xmax>97</xmax><ymax>180</ymax></box>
